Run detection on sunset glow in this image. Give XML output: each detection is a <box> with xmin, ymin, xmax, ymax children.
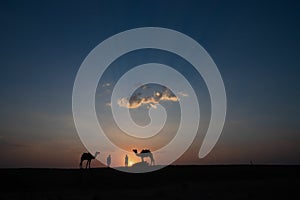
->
<box><xmin>0</xmin><ymin>1</ymin><xmax>299</xmax><ymax>168</ymax></box>
<box><xmin>129</xmin><ymin>161</ymin><xmax>134</xmax><ymax>167</ymax></box>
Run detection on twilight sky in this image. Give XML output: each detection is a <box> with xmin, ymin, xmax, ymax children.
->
<box><xmin>0</xmin><ymin>0</ymin><xmax>299</xmax><ymax>168</ymax></box>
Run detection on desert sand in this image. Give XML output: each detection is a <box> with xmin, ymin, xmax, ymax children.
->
<box><xmin>1</xmin><ymin>165</ymin><xmax>299</xmax><ymax>199</ymax></box>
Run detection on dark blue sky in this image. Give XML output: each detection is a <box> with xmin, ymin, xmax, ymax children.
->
<box><xmin>0</xmin><ymin>0</ymin><xmax>299</xmax><ymax>167</ymax></box>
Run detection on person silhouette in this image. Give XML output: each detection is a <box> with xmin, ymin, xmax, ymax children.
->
<box><xmin>107</xmin><ymin>154</ymin><xmax>111</xmax><ymax>168</ymax></box>
<box><xmin>125</xmin><ymin>154</ymin><xmax>128</xmax><ymax>167</ymax></box>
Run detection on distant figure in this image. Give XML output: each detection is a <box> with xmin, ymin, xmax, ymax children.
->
<box><xmin>133</xmin><ymin>149</ymin><xmax>155</xmax><ymax>166</ymax></box>
<box><xmin>107</xmin><ymin>154</ymin><xmax>111</xmax><ymax>168</ymax></box>
<box><xmin>125</xmin><ymin>154</ymin><xmax>129</xmax><ymax>167</ymax></box>
<box><xmin>80</xmin><ymin>151</ymin><xmax>100</xmax><ymax>169</ymax></box>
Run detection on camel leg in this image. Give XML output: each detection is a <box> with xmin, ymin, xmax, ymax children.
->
<box><xmin>150</xmin><ymin>155</ymin><xmax>154</xmax><ymax>165</ymax></box>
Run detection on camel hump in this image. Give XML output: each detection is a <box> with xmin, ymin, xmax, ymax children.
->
<box><xmin>141</xmin><ymin>149</ymin><xmax>151</xmax><ymax>153</ymax></box>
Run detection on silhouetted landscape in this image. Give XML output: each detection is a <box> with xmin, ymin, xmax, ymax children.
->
<box><xmin>1</xmin><ymin>165</ymin><xmax>299</xmax><ymax>199</ymax></box>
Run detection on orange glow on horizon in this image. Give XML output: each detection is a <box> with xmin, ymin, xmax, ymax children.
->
<box><xmin>128</xmin><ymin>161</ymin><xmax>134</xmax><ymax>166</ymax></box>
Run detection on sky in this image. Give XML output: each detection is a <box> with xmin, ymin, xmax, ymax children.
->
<box><xmin>0</xmin><ymin>0</ymin><xmax>299</xmax><ymax>168</ymax></box>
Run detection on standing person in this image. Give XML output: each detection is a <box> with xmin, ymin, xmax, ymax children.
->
<box><xmin>107</xmin><ymin>154</ymin><xmax>111</xmax><ymax>168</ymax></box>
<box><xmin>125</xmin><ymin>154</ymin><xmax>128</xmax><ymax>167</ymax></box>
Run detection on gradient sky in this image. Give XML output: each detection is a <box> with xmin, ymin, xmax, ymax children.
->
<box><xmin>0</xmin><ymin>0</ymin><xmax>299</xmax><ymax>168</ymax></box>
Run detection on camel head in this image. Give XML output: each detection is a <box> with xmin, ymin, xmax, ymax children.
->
<box><xmin>132</xmin><ymin>149</ymin><xmax>138</xmax><ymax>153</ymax></box>
<box><xmin>94</xmin><ymin>151</ymin><xmax>100</xmax><ymax>157</ymax></box>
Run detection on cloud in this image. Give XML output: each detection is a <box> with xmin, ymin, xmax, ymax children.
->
<box><xmin>177</xmin><ymin>91</ymin><xmax>189</xmax><ymax>97</ymax></box>
<box><xmin>149</xmin><ymin>103</ymin><xmax>157</xmax><ymax>109</ymax></box>
<box><xmin>117</xmin><ymin>88</ymin><xmax>179</xmax><ymax>109</ymax></box>
<box><xmin>102</xmin><ymin>82</ymin><xmax>111</xmax><ymax>88</ymax></box>
<box><xmin>98</xmin><ymin>84</ymin><xmax>111</xmax><ymax>97</ymax></box>
<box><xmin>142</xmin><ymin>85</ymin><xmax>149</xmax><ymax>90</ymax></box>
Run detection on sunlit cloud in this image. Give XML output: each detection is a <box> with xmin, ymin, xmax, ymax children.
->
<box><xmin>149</xmin><ymin>103</ymin><xmax>157</xmax><ymax>109</ymax></box>
<box><xmin>118</xmin><ymin>88</ymin><xmax>179</xmax><ymax>109</ymax></box>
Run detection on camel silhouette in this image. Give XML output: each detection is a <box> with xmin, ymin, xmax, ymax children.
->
<box><xmin>133</xmin><ymin>149</ymin><xmax>155</xmax><ymax>166</ymax></box>
<box><xmin>79</xmin><ymin>151</ymin><xmax>100</xmax><ymax>169</ymax></box>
